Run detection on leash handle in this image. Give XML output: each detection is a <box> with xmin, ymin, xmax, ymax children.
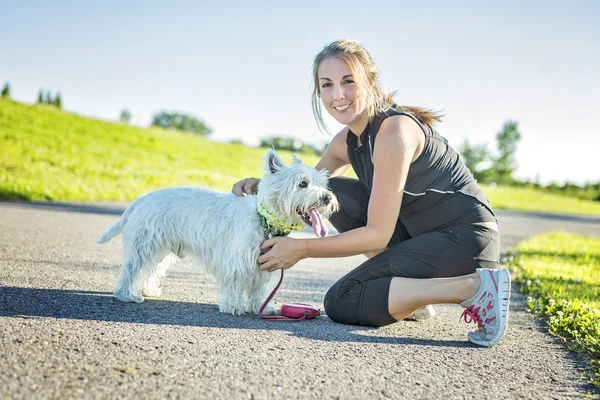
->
<box><xmin>259</xmin><ymin>270</ymin><xmax>313</xmax><ymax>321</ymax></box>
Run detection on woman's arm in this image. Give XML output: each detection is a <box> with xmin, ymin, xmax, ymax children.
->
<box><xmin>315</xmin><ymin>128</ymin><xmax>352</xmax><ymax>178</ymax></box>
<box><xmin>258</xmin><ymin>116</ymin><xmax>423</xmax><ymax>270</ymax></box>
<box><xmin>306</xmin><ymin>115</ymin><xmax>420</xmax><ymax>256</ymax></box>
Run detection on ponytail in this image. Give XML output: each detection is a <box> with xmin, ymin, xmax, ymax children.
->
<box><xmin>394</xmin><ymin>104</ymin><xmax>444</xmax><ymax>126</ymax></box>
<box><xmin>384</xmin><ymin>93</ymin><xmax>443</xmax><ymax>126</ymax></box>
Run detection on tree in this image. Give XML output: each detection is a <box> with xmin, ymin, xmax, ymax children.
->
<box><xmin>37</xmin><ymin>89</ymin><xmax>44</xmax><ymax>104</ymax></box>
<box><xmin>1</xmin><ymin>82</ymin><xmax>10</xmax><ymax>98</ymax></box>
<box><xmin>45</xmin><ymin>90</ymin><xmax>52</xmax><ymax>105</ymax></box>
<box><xmin>458</xmin><ymin>139</ymin><xmax>492</xmax><ymax>182</ymax></box>
<box><xmin>150</xmin><ymin>111</ymin><xmax>211</xmax><ymax>136</ymax></box>
<box><xmin>259</xmin><ymin>136</ymin><xmax>326</xmax><ymax>156</ymax></box>
<box><xmin>119</xmin><ymin>109</ymin><xmax>132</xmax><ymax>124</ymax></box>
<box><xmin>494</xmin><ymin>120</ymin><xmax>521</xmax><ymax>183</ymax></box>
<box><xmin>260</xmin><ymin>136</ymin><xmax>301</xmax><ymax>151</ymax></box>
<box><xmin>53</xmin><ymin>92</ymin><xmax>62</xmax><ymax>109</ymax></box>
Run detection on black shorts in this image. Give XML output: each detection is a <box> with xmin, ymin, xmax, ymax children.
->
<box><xmin>324</xmin><ymin>177</ymin><xmax>501</xmax><ymax>327</ymax></box>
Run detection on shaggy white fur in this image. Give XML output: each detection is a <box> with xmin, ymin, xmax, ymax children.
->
<box><xmin>96</xmin><ymin>149</ymin><xmax>338</xmax><ymax>315</ymax></box>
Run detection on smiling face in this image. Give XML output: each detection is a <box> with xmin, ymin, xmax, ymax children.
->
<box><xmin>317</xmin><ymin>56</ymin><xmax>370</xmax><ymax>133</ymax></box>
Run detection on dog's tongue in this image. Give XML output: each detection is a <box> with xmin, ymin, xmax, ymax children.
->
<box><xmin>309</xmin><ymin>210</ymin><xmax>328</xmax><ymax>237</ymax></box>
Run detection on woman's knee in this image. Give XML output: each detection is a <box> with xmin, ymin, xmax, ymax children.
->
<box><xmin>324</xmin><ymin>278</ymin><xmax>396</xmax><ymax>328</ymax></box>
<box><xmin>324</xmin><ymin>282</ymin><xmax>346</xmax><ymax>323</ymax></box>
<box><xmin>324</xmin><ymin>281</ymin><xmax>359</xmax><ymax>325</ymax></box>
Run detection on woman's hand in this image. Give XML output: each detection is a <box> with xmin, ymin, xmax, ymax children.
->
<box><xmin>258</xmin><ymin>237</ymin><xmax>309</xmax><ymax>272</ymax></box>
<box><xmin>232</xmin><ymin>177</ymin><xmax>261</xmax><ymax>196</ymax></box>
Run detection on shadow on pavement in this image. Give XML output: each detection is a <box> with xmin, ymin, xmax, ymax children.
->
<box><xmin>1</xmin><ymin>201</ymin><xmax>127</xmax><ymax>216</ymax></box>
<box><xmin>4</xmin><ymin>201</ymin><xmax>600</xmax><ymax>225</ymax></box>
<box><xmin>496</xmin><ymin>209</ymin><xmax>600</xmax><ymax>224</ymax></box>
<box><xmin>0</xmin><ymin>286</ymin><xmax>472</xmax><ymax>348</ymax></box>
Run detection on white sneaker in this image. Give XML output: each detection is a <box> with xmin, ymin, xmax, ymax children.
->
<box><xmin>405</xmin><ymin>305</ymin><xmax>436</xmax><ymax>321</ymax></box>
<box><xmin>460</xmin><ymin>268</ymin><xmax>511</xmax><ymax>347</ymax></box>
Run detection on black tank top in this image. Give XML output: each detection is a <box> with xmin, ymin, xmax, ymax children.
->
<box><xmin>346</xmin><ymin>108</ymin><xmax>496</xmax><ymax>236</ymax></box>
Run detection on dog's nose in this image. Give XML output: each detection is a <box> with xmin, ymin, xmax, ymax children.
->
<box><xmin>321</xmin><ymin>193</ymin><xmax>332</xmax><ymax>205</ymax></box>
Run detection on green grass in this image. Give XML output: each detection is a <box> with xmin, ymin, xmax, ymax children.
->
<box><xmin>506</xmin><ymin>232</ymin><xmax>600</xmax><ymax>386</ymax></box>
<box><xmin>482</xmin><ymin>184</ymin><xmax>600</xmax><ymax>216</ymax></box>
<box><xmin>1</xmin><ymin>97</ymin><xmax>600</xmax><ymax>217</ymax></box>
<box><xmin>0</xmin><ymin>98</ymin><xmax>320</xmax><ymax>201</ymax></box>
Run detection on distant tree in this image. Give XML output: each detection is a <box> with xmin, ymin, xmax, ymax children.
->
<box><xmin>260</xmin><ymin>136</ymin><xmax>300</xmax><ymax>151</ymax></box>
<box><xmin>494</xmin><ymin>120</ymin><xmax>521</xmax><ymax>183</ymax></box>
<box><xmin>53</xmin><ymin>92</ymin><xmax>62</xmax><ymax>109</ymax></box>
<box><xmin>458</xmin><ymin>139</ymin><xmax>492</xmax><ymax>182</ymax></box>
<box><xmin>150</xmin><ymin>111</ymin><xmax>211</xmax><ymax>136</ymax></box>
<box><xmin>119</xmin><ymin>109</ymin><xmax>132</xmax><ymax>124</ymax></box>
<box><xmin>1</xmin><ymin>82</ymin><xmax>10</xmax><ymax>98</ymax></box>
<box><xmin>45</xmin><ymin>90</ymin><xmax>52</xmax><ymax>105</ymax></box>
<box><xmin>259</xmin><ymin>136</ymin><xmax>325</xmax><ymax>156</ymax></box>
<box><xmin>37</xmin><ymin>89</ymin><xmax>44</xmax><ymax>104</ymax></box>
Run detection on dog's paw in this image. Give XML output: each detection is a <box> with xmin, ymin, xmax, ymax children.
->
<box><xmin>247</xmin><ymin>298</ymin><xmax>278</xmax><ymax>315</ymax></box>
<box><xmin>219</xmin><ymin>303</ymin><xmax>247</xmax><ymax>316</ymax></box>
<box><xmin>254</xmin><ymin>304</ymin><xmax>277</xmax><ymax>316</ymax></box>
<box><xmin>114</xmin><ymin>292</ymin><xmax>145</xmax><ymax>303</ymax></box>
<box><xmin>142</xmin><ymin>286</ymin><xmax>162</xmax><ymax>297</ymax></box>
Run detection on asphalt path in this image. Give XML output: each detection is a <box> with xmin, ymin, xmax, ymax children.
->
<box><xmin>1</xmin><ymin>201</ymin><xmax>599</xmax><ymax>399</ymax></box>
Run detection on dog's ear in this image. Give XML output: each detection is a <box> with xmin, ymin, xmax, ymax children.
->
<box><xmin>266</xmin><ymin>149</ymin><xmax>285</xmax><ymax>174</ymax></box>
<box><xmin>291</xmin><ymin>154</ymin><xmax>303</xmax><ymax>165</ymax></box>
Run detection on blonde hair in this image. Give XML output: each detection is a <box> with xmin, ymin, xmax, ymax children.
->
<box><xmin>311</xmin><ymin>39</ymin><xmax>442</xmax><ymax>132</ymax></box>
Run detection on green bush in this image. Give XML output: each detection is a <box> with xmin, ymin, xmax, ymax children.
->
<box><xmin>506</xmin><ymin>232</ymin><xmax>600</xmax><ymax>386</ymax></box>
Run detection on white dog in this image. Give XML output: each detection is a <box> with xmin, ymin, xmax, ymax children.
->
<box><xmin>96</xmin><ymin>149</ymin><xmax>338</xmax><ymax>316</ymax></box>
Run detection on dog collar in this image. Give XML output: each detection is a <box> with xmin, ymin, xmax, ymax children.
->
<box><xmin>256</xmin><ymin>199</ymin><xmax>302</xmax><ymax>238</ymax></box>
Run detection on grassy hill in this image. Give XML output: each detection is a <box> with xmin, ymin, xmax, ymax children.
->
<box><xmin>483</xmin><ymin>184</ymin><xmax>600</xmax><ymax>216</ymax></box>
<box><xmin>1</xmin><ymin>98</ymin><xmax>599</xmax><ymax>216</ymax></box>
<box><xmin>0</xmin><ymin>98</ymin><xmax>321</xmax><ymax>201</ymax></box>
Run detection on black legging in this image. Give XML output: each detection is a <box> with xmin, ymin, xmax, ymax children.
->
<box><xmin>324</xmin><ymin>177</ymin><xmax>500</xmax><ymax>327</ymax></box>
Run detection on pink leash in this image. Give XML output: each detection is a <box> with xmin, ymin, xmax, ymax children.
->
<box><xmin>259</xmin><ymin>270</ymin><xmax>320</xmax><ymax>321</ymax></box>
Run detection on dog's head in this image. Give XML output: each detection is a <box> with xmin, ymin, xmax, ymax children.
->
<box><xmin>257</xmin><ymin>149</ymin><xmax>338</xmax><ymax>237</ymax></box>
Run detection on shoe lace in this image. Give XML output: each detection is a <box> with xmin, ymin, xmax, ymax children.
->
<box><xmin>460</xmin><ymin>304</ymin><xmax>484</xmax><ymax>329</ymax></box>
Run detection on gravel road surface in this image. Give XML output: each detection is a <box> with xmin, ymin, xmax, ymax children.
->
<box><xmin>1</xmin><ymin>201</ymin><xmax>599</xmax><ymax>399</ymax></box>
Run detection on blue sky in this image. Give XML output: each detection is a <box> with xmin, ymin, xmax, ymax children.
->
<box><xmin>1</xmin><ymin>1</ymin><xmax>599</xmax><ymax>184</ymax></box>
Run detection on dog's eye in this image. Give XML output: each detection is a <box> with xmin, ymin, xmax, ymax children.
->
<box><xmin>299</xmin><ymin>180</ymin><xmax>308</xmax><ymax>188</ymax></box>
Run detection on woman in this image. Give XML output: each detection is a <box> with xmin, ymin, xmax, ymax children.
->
<box><xmin>232</xmin><ymin>39</ymin><xmax>509</xmax><ymax>347</ymax></box>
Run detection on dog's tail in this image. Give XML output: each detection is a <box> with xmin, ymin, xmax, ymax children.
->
<box><xmin>95</xmin><ymin>203</ymin><xmax>135</xmax><ymax>244</ymax></box>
